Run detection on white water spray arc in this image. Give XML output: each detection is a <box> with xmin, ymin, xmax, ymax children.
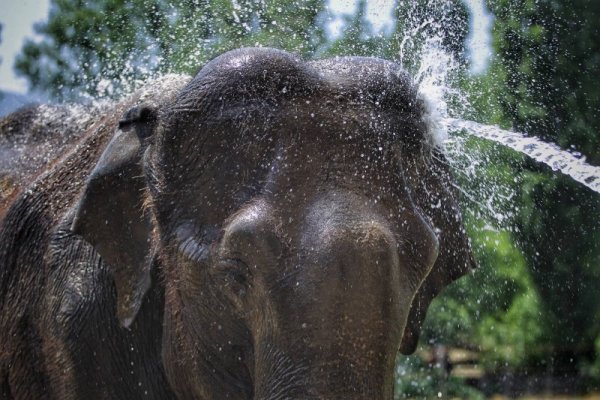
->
<box><xmin>400</xmin><ymin>6</ymin><xmax>600</xmax><ymax>196</ymax></box>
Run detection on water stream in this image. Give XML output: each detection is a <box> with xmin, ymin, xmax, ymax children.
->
<box><xmin>444</xmin><ymin>117</ymin><xmax>600</xmax><ymax>194</ymax></box>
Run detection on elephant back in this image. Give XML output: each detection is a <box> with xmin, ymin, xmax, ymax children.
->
<box><xmin>0</xmin><ymin>104</ymin><xmax>100</xmax><ymax>218</ymax></box>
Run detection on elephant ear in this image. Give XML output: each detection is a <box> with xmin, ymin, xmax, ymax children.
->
<box><xmin>71</xmin><ymin>106</ymin><xmax>156</xmax><ymax>328</ymax></box>
<box><xmin>400</xmin><ymin>149</ymin><xmax>477</xmax><ymax>354</ymax></box>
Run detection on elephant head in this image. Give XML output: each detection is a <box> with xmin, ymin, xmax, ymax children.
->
<box><xmin>72</xmin><ymin>48</ymin><xmax>475</xmax><ymax>399</ymax></box>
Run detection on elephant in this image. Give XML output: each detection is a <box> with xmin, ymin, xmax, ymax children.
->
<box><xmin>0</xmin><ymin>103</ymin><xmax>100</xmax><ymax>217</ymax></box>
<box><xmin>0</xmin><ymin>48</ymin><xmax>475</xmax><ymax>399</ymax></box>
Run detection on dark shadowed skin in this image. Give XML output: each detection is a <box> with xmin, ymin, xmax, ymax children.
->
<box><xmin>0</xmin><ymin>48</ymin><xmax>474</xmax><ymax>399</ymax></box>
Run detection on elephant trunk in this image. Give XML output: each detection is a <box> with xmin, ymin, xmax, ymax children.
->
<box><xmin>221</xmin><ymin>193</ymin><xmax>438</xmax><ymax>400</ymax></box>
<box><xmin>253</xmin><ymin>345</ymin><xmax>393</xmax><ymax>399</ymax></box>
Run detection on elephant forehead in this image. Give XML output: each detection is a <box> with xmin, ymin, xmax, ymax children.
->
<box><xmin>153</xmin><ymin>48</ymin><xmax>430</xmax><ymax>221</ymax></box>
<box><xmin>169</xmin><ymin>47</ymin><xmax>421</xmax><ymax>118</ymax></box>
<box><xmin>159</xmin><ymin>48</ymin><xmax>428</xmax><ymax>174</ymax></box>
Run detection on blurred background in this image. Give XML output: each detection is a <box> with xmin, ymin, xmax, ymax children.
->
<box><xmin>1</xmin><ymin>0</ymin><xmax>599</xmax><ymax>398</ymax></box>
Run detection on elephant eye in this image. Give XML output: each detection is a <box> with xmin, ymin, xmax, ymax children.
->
<box><xmin>213</xmin><ymin>258</ymin><xmax>252</xmax><ymax>298</ymax></box>
<box><xmin>118</xmin><ymin>106</ymin><xmax>157</xmax><ymax>138</ymax></box>
<box><xmin>179</xmin><ymin>237</ymin><xmax>210</xmax><ymax>264</ymax></box>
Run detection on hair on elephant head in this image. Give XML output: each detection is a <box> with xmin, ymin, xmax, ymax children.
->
<box><xmin>72</xmin><ymin>48</ymin><xmax>475</xmax><ymax>399</ymax></box>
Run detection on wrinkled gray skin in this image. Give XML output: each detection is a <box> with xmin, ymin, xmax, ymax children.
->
<box><xmin>0</xmin><ymin>104</ymin><xmax>99</xmax><ymax>216</ymax></box>
<box><xmin>0</xmin><ymin>48</ymin><xmax>474</xmax><ymax>399</ymax></box>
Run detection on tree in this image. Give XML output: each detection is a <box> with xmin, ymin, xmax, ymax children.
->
<box><xmin>325</xmin><ymin>0</ymin><xmax>469</xmax><ymax>71</ymax></box>
<box><xmin>324</xmin><ymin>0</ymin><xmax>383</xmax><ymax>58</ymax></box>
<box><xmin>486</xmin><ymin>0</ymin><xmax>600</xmax><ymax>163</ymax></box>
<box><xmin>389</xmin><ymin>0</ymin><xmax>600</xmax><ymax>391</ymax></box>
<box><xmin>389</xmin><ymin>0</ymin><xmax>468</xmax><ymax>70</ymax></box>
<box><xmin>470</xmin><ymin>0</ymin><xmax>600</xmax><ymax>384</ymax></box>
<box><xmin>15</xmin><ymin>0</ymin><xmax>326</xmax><ymax>100</ymax></box>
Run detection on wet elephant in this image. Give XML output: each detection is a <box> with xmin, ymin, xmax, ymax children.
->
<box><xmin>0</xmin><ymin>48</ymin><xmax>474</xmax><ymax>399</ymax></box>
<box><xmin>0</xmin><ymin>104</ymin><xmax>100</xmax><ymax>217</ymax></box>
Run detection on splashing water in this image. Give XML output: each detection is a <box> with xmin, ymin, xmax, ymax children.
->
<box><xmin>403</xmin><ymin>11</ymin><xmax>600</xmax><ymax>200</ymax></box>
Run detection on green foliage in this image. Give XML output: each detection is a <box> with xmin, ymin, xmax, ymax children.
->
<box><xmin>15</xmin><ymin>0</ymin><xmax>326</xmax><ymax>99</ymax></box>
<box><xmin>485</xmin><ymin>0</ymin><xmax>600</xmax><ymax>164</ymax></box>
<box><xmin>461</xmin><ymin>0</ymin><xmax>600</xmax><ymax>384</ymax></box>
<box><xmin>420</xmin><ymin>135</ymin><xmax>546</xmax><ymax>370</ymax></box>
<box><xmin>514</xmin><ymin>171</ymin><xmax>600</xmax><ymax>364</ymax></box>
<box><xmin>390</xmin><ymin>0</ymin><xmax>468</xmax><ymax>69</ymax></box>
<box><xmin>395</xmin><ymin>354</ymin><xmax>485</xmax><ymax>399</ymax></box>
<box><xmin>15</xmin><ymin>0</ymin><xmax>470</xmax><ymax>99</ymax></box>
<box><xmin>322</xmin><ymin>0</ymin><xmax>468</xmax><ymax>68</ymax></box>
<box><xmin>581</xmin><ymin>336</ymin><xmax>600</xmax><ymax>386</ymax></box>
<box><xmin>467</xmin><ymin>223</ymin><xmax>544</xmax><ymax>369</ymax></box>
<box><xmin>323</xmin><ymin>0</ymin><xmax>384</xmax><ymax>58</ymax></box>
